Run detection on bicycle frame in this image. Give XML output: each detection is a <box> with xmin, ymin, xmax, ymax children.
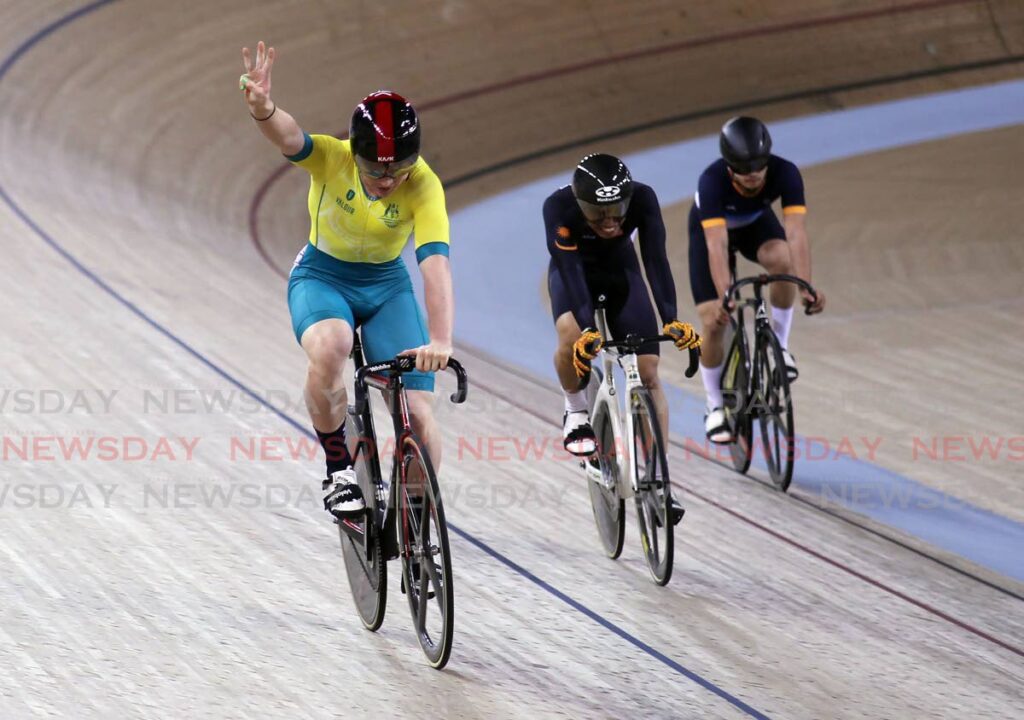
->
<box><xmin>725</xmin><ymin>261</ymin><xmax>814</xmax><ymax>416</ymax></box>
<box><xmin>588</xmin><ymin>306</ymin><xmax>643</xmax><ymax>499</ymax></box>
<box><xmin>340</xmin><ymin>339</ymin><xmax>468</xmax><ymax>561</ymax></box>
<box><xmin>726</xmin><ymin>281</ymin><xmax>770</xmax><ymax>414</ymax></box>
<box><xmin>337</xmin><ymin>351</ymin><xmax>412</xmax><ymax>563</ymax></box>
<box><xmin>353</xmin><ymin>369</ymin><xmax>415</xmax><ymax>559</ymax></box>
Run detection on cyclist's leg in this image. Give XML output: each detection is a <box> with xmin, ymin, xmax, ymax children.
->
<box><xmin>688</xmin><ymin>207</ymin><xmax>729</xmax><ymax>403</ymax></box>
<box><xmin>549</xmin><ymin>261</ymin><xmax>599</xmax><ymax>455</ymax></box>
<box><xmin>549</xmin><ymin>261</ymin><xmax>585</xmax><ymax>392</ymax></box>
<box><xmin>289</xmin><ymin>274</ymin><xmax>354</xmax><ymax>435</ymax></box>
<box><xmin>289</xmin><ymin>270</ymin><xmax>364</xmax><ymax>514</ymax></box>
<box><xmin>750</xmin><ymin>212</ymin><xmax>796</xmax><ymax>352</ymax></box>
<box><xmin>357</xmin><ymin>273</ymin><xmax>443</xmax><ymax>466</ymax></box>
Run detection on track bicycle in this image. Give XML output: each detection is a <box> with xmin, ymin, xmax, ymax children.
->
<box><xmin>720</xmin><ymin>257</ymin><xmax>817</xmax><ymax>492</ymax></box>
<box><xmin>337</xmin><ymin>334</ymin><xmax>468</xmax><ymax>669</ymax></box>
<box><xmin>583</xmin><ymin>296</ymin><xmax>700</xmax><ymax>585</ymax></box>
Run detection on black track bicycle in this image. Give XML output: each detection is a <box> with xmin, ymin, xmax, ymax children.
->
<box><xmin>337</xmin><ymin>334</ymin><xmax>468</xmax><ymax>669</ymax></box>
<box><xmin>720</xmin><ymin>259</ymin><xmax>817</xmax><ymax>491</ymax></box>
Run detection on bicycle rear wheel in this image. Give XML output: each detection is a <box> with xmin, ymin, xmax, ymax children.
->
<box><xmin>631</xmin><ymin>388</ymin><xmax>674</xmax><ymax>586</ymax></box>
<box><xmin>722</xmin><ymin>333</ymin><xmax>753</xmax><ymax>474</ymax></box>
<box><xmin>587</xmin><ymin>393</ymin><xmax>625</xmax><ymax>559</ymax></box>
<box><xmin>339</xmin><ymin>410</ymin><xmax>387</xmax><ymax>631</ymax></box>
<box><xmin>397</xmin><ymin>433</ymin><xmax>454</xmax><ymax>669</ymax></box>
<box><xmin>755</xmin><ymin>327</ymin><xmax>795</xmax><ymax>491</ymax></box>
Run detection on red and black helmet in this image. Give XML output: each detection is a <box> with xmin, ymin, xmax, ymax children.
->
<box><xmin>349</xmin><ymin>90</ymin><xmax>421</xmax><ymax>164</ymax></box>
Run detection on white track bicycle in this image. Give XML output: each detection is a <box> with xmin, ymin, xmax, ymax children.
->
<box><xmin>582</xmin><ymin>296</ymin><xmax>700</xmax><ymax>585</ymax></box>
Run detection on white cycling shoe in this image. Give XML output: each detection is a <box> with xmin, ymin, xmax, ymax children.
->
<box><xmin>322</xmin><ymin>467</ymin><xmax>365</xmax><ymax>518</ymax></box>
<box><xmin>781</xmin><ymin>348</ymin><xmax>798</xmax><ymax>382</ymax></box>
<box><xmin>563</xmin><ymin>410</ymin><xmax>597</xmax><ymax>456</ymax></box>
<box><xmin>704</xmin><ymin>406</ymin><xmax>733</xmax><ymax>444</ymax></box>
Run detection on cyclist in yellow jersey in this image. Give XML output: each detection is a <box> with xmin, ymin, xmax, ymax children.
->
<box><xmin>241</xmin><ymin>41</ymin><xmax>454</xmax><ymax>518</ymax></box>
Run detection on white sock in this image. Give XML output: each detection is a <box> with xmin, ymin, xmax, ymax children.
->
<box><xmin>564</xmin><ymin>390</ymin><xmax>588</xmax><ymax>414</ymax></box>
<box><xmin>771</xmin><ymin>305</ymin><xmax>794</xmax><ymax>349</ymax></box>
<box><xmin>701</xmin><ymin>360</ymin><xmax>725</xmax><ymax>410</ymax></box>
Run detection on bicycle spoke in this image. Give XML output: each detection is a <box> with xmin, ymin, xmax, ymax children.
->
<box><xmin>419</xmin><ymin>492</ymin><xmax>430</xmax><ymax>531</ymax></box>
<box><xmin>648</xmin><ymin>506</ymin><xmax>660</xmax><ymax>557</ymax></box>
<box><xmin>347</xmin><ymin>534</ymin><xmax>374</xmax><ymax>579</ymax></box>
<box><xmin>775</xmin><ymin>420</ymin><xmax>782</xmax><ymax>469</ymax></box>
<box><xmin>415</xmin><ymin>562</ymin><xmax>429</xmax><ymax>626</ymax></box>
<box><xmin>427</xmin><ymin>554</ymin><xmax>446</xmax><ymax>614</ymax></box>
<box><xmin>422</xmin><ymin>544</ymin><xmax>443</xmax><ymax>595</ymax></box>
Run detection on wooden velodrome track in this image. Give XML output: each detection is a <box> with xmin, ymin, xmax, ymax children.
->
<box><xmin>1</xmin><ymin>1</ymin><xmax>1022</xmax><ymax>718</ymax></box>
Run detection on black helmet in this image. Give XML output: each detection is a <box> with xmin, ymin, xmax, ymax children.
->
<box><xmin>350</xmin><ymin>90</ymin><xmax>421</xmax><ymax>165</ymax></box>
<box><xmin>720</xmin><ymin>116</ymin><xmax>772</xmax><ymax>174</ymax></box>
<box><xmin>571</xmin><ymin>153</ymin><xmax>634</xmax><ymax>221</ymax></box>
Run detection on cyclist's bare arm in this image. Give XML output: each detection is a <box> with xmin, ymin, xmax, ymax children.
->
<box><xmin>240</xmin><ymin>41</ymin><xmax>305</xmax><ymax>156</ymax></box>
<box><xmin>784</xmin><ymin>211</ymin><xmax>811</xmax><ymax>283</ymax></box>
<box><xmin>783</xmin><ymin>212</ymin><xmax>825</xmax><ymax>312</ymax></box>
<box><xmin>413</xmin><ymin>254</ymin><xmax>454</xmax><ymax>370</ymax></box>
<box><xmin>705</xmin><ymin>223</ymin><xmax>732</xmax><ymax>301</ymax></box>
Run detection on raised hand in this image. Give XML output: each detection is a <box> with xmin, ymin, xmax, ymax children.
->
<box><xmin>240</xmin><ymin>41</ymin><xmax>275</xmax><ymax>116</ymax></box>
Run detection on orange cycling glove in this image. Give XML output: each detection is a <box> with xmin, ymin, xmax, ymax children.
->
<box><xmin>572</xmin><ymin>328</ymin><xmax>604</xmax><ymax>378</ymax></box>
<box><xmin>663</xmin><ymin>320</ymin><xmax>702</xmax><ymax>351</ymax></box>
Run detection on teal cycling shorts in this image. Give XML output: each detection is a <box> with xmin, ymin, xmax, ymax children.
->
<box><xmin>287</xmin><ymin>243</ymin><xmax>433</xmax><ymax>392</ymax></box>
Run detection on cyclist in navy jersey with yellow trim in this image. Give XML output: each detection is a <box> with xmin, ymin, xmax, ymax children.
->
<box><xmin>544</xmin><ymin>153</ymin><xmax>701</xmax><ymax>457</ymax></box>
<box><xmin>689</xmin><ymin>116</ymin><xmax>826</xmax><ymax>443</ymax></box>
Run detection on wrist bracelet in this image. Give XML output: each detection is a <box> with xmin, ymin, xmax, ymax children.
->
<box><xmin>251</xmin><ymin>103</ymin><xmax>276</xmax><ymax>122</ymax></box>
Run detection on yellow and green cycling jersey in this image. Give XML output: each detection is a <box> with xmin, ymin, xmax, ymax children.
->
<box><xmin>286</xmin><ymin>133</ymin><xmax>450</xmax><ymax>264</ymax></box>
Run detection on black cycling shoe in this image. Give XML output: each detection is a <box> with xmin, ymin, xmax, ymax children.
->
<box><xmin>670</xmin><ymin>499</ymin><xmax>686</xmax><ymax>526</ymax></box>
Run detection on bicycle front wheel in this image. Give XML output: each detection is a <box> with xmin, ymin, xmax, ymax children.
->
<box><xmin>339</xmin><ymin>410</ymin><xmax>387</xmax><ymax>631</ymax></box>
<box><xmin>396</xmin><ymin>433</ymin><xmax>454</xmax><ymax>669</ymax></box>
<box><xmin>630</xmin><ymin>388</ymin><xmax>674</xmax><ymax>586</ymax></box>
<box><xmin>722</xmin><ymin>333</ymin><xmax>753</xmax><ymax>474</ymax></box>
<box><xmin>755</xmin><ymin>327</ymin><xmax>795</xmax><ymax>491</ymax></box>
<box><xmin>587</xmin><ymin>393</ymin><xmax>625</xmax><ymax>559</ymax></box>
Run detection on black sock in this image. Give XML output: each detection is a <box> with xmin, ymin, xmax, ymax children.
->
<box><xmin>316</xmin><ymin>421</ymin><xmax>352</xmax><ymax>476</ymax></box>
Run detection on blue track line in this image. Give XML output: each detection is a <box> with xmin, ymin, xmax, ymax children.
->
<box><xmin>451</xmin><ymin>524</ymin><xmax>771</xmax><ymax>718</ymax></box>
<box><xmin>0</xmin><ymin>4</ymin><xmax>769</xmax><ymax>716</ymax></box>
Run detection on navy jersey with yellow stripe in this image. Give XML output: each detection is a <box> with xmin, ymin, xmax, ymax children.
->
<box><xmin>694</xmin><ymin>156</ymin><xmax>806</xmax><ymax>230</ymax></box>
<box><xmin>543</xmin><ymin>182</ymin><xmax>676</xmax><ymax>330</ymax></box>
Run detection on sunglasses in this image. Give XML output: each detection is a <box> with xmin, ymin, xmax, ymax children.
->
<box><xmin>577</xmin><ymin>198</ymin><xmax>631</xmax><ymax>223</ymax></box>
<box><xmin>726</xmin><ymin>158</ymin><xmax>769</xmax><ymax>176</ymax></box>
<box><xmin>355</xmin><ymin>155</ymin><xmax>418</xmax><ymax>179</ymax></box>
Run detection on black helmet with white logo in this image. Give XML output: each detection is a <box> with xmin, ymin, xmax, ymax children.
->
<box><xmin>572</xmin><ymin>153</ymin><xmax>634</xmax><ymax>221</ymax></box>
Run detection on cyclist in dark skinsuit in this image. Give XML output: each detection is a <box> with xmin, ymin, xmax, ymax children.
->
<box><xmin>689</xmin><ymin>116</ymin><xmax>826</xmax><ymax>443</ymax></box>
<box><xmin>544</xmin><ymin>153</ymin><xmax>701</xmax><ymax>456</ymax></box>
